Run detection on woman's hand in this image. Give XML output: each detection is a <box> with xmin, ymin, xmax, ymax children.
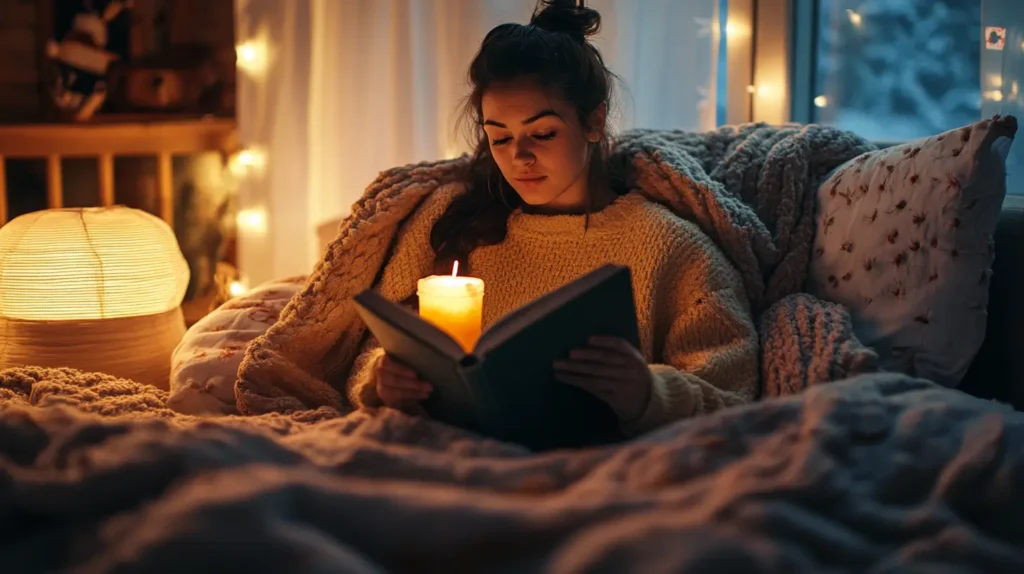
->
<box><xmin>554</xmin><ymin>336</ymin><xmax>653</xmax><ymax>423</ymax></box>
<box><xmin>375</xmin><ymin>354</ymin><xmax>433</xmax><ymax>412</ymax></box>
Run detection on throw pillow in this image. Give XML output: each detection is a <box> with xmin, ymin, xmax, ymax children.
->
<box><xmin>808</xmin><ymin>115</ymin><xmax>1017</xmax><ymax>387</ymax></box>
<box><xmin>168</xmin><ymin>275</ymin><xmax>307</xmax><ymax>414</ymax></box>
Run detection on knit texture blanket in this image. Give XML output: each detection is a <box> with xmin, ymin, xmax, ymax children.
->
<box><xmin>236</xmin><ymin>123</ymin><xmax>880</xmax><ymax>416</ymax></box>
<box><xmin>2</xmin><ymin>366</ymin><xmax>1023</xmax><ymax>573</ymax></box>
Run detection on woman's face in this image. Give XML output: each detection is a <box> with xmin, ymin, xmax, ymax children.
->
<box><xmin>481</xmin><ymin>82</ymin><xmax>602</xmax><ymax>212</ymax></box>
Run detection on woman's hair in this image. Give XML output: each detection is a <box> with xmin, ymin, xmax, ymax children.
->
<box><xmin>429</xmin><ymin>0</ymin><xmax>617</xmax><ymax>274</ymax></box>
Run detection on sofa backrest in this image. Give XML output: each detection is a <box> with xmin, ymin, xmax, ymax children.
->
<box><xmin>960</xmin><ymin>196</ymin><xmax>1024</xmax><ymax>409</ymax></box>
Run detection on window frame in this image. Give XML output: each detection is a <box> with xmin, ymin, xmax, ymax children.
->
<box><xmin>750</xmin><ymin>0</ymin><xmax>794</xmax><ymax>124</ymax></box>
<box><xmin>724</xmin><ymin>0</ymin><xmax>756</xmax><ymax>125</ymax></box>
<box><xmin>787</xmin><ymin>0</ymin><xmax>817</xmax><ymax>124</ymax></box>
<box><xmin>753</xmin><ymin>0</ymin><xmax>1019</xmax><ymax>203</ymax></box>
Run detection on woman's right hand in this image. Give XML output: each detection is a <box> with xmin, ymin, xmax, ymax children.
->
<box><xmin>375</xmin><ymin>354</ymin><xmax>433</xmax><ymax>411</ymax></box>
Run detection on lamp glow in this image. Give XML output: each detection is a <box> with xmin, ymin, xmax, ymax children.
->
<box><xmin>0</xmin><ymin>206</ymin><xmax>190</xmax><ymax>389</ymax></box>
<box><xmin>0</xmin><ymin>207</ymin><xmax>189</xmax><ymax>321</ymax></box>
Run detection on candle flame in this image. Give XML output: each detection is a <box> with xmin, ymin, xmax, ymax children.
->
<box><xmin>452</xmin><ymin>261</ymin><xmax>459</xmax><ymax>277</ymax></box>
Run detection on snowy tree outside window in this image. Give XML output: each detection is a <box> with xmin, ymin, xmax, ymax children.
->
<box><xmin>813</xmin><ymin>0</ymin><xmax>982</xmax><ymax>142</ymax></box>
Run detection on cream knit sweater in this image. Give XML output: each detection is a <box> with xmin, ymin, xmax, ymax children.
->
<box><xmin>346</xmin><ymin>191</ymin><xmax>759</xmax><ymax>436</ymax></box>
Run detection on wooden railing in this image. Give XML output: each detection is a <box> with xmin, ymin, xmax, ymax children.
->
<box><xmin>0</xmin><ymin>117</ymin><xmax>237</xmax><ymax>228</ymax></box>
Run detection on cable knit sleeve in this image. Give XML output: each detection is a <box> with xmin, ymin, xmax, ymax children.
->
<box><xmin>345</xmin><ymin>295</ymin><xmax>422</xmax><ymax>410</ymax></box>
<box><xmin>621</xmin><ymin>225</ymin><xmax>759</xmax><ymax>437</ymax></box>
<box><xmin>346</xmin><ymin>342</ymin><xmax>386</xmax><ymax>409</ymax></box>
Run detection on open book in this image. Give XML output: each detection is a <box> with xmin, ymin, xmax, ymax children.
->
<box><xmin>353</xmin><ymin>264</ymin><xmax>641</xmax><ymax>451</ymax></box>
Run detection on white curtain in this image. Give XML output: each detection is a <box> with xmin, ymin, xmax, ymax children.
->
<box><xmin>235</xmin><ymin>0</ymin><xmax>722</xmax><ymax>286</ymax></box>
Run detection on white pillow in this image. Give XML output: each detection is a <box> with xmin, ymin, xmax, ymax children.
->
<box><xmin>809</xmin><ymin>116</ymin><xmax>1015</xmax><ymax>386</ymax></box>
<box><xmin>168</xmin><ymin>276</ymin><xmax>307</xmax><ymax>414</ymax></box>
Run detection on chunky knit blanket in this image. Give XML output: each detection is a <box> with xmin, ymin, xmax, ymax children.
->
<box><xmin>2</xmin><ymin>125</ymin><xmax>1023</xmax><ymax>574</ymax></box>
<box><xmin>3</xmin><ymin>366</ymin><xmax>1024</xmax><ymax>573</ymax></box>
<box><xmin>236</xmin><ymin>123</ymin><xmax>880</xmax><ymax>415</ymax></box>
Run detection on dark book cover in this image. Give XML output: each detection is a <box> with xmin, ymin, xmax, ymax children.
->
<box><xmin>354</xmin><ymin>264</ymin><xmax>640</xmax><ymax>450</ymax></box>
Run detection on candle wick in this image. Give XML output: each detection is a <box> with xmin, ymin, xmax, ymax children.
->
<box><xmin>452</xmin><ymin>261</ymin><xmax>459</xmax><ymax>277</ymax></box>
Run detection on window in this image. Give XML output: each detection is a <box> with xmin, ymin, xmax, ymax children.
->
<box><xmin>809</xmin><ymin>0</ymin><xmax>982</xmax><ymax>142</ymax></box>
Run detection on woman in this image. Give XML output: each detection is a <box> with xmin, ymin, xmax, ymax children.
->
<box><xmin>348</xmin><ymin>0</ymin><xmax>759</xmax><ymax>437</ymax></box>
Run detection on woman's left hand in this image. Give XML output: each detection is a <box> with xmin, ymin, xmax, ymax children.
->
<box><xmin>554</xmin><ymin>336</ymin><xmax>653</xmax><ymax>423</ymax></box>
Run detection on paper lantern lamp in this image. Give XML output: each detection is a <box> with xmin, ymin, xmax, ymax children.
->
<box><xmin>0</xmin><ymin>206</ymin><xmax>190</xmax><ymax>389</ymax></box>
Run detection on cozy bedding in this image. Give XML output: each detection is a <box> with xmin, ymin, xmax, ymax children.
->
<box><xmin>1</xmin><ymin>366</ymin><xmax>1022</xmax><ymax>573</ymax></box>
<box><xmin>3</xmin><ymin>122</ymin><xmax>1022</xmax><ymax>573</ymax></box>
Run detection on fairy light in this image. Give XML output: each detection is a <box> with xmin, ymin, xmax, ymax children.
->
<box><xmin>229</xmin><ymin>147</ymin><xmax>267</xmax><ymax>178</ymax></box>
<box><xmin>229</xmin><ymin>281</ymin><xmax>247</xmax><ymax>297</ymax></box>
<box><xmin>814</xmin><ymin>95</ymin><xmax>829</xmax><ymax>108</ymax></box>
<box><xmin>846</xmin><ymin>10</ymin><xmax>863</xmax><ymax>27</ymax></box>
<box><xmin>236</xmin><ymin>208</ymin><xmax>268</xmax><ymax>234</ymax></box>
<box><xmin>724</xmin><ymin>20</ymin><xmax>750</xmax><ymax>39</ymax></box>
<box><xmin>236</xmin><ymin>38</ymin><xmax>269</xmax><ymax>78</ymax></box>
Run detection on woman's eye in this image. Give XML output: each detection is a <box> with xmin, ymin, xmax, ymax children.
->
<box><xmin>533</xmin><ymin>132</ymin><xmax>556</xmax><ymax>141</ymax></box>
<box><xmin>491</xmin><ymin>137</ymin><xmax>512</xmax><ymax>146</ymax></box>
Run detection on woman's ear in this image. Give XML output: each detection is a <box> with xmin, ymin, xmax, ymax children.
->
<box><xmin>586</xmin><ymin>104</ymin><xmax>607</xmax><ymax>143</ymax></box>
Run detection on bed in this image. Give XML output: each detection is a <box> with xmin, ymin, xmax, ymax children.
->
<box><xmin>2</xmin><ymin>120</ymin><xmax>1023</xmax><ymax>573</ymax></box>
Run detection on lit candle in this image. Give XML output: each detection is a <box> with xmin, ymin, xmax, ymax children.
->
<box><xmin>417</xmin><ymin>261</ymin><xmax>484</xmax><ymax>352</ymax></box>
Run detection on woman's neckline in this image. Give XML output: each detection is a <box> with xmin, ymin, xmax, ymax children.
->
<box><xmin>507</xmin><ymin>190</ymin><xmax>646</xmax><ymax>238</ymax></box>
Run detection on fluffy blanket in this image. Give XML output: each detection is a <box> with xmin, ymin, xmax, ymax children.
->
<box><xmin>235</xmin><ymin>123</ymin><xmax>880</xmax><ymax>416</ymax></box>
<box><xmin>12</xmin><ymin>124</ymin><xmax>1010</xmax><ymax>573</ymax></box>
<box><xmin>2</xmin><ymin>366</ymin><xmax>1023</xmax><ymax>573</ymax></box>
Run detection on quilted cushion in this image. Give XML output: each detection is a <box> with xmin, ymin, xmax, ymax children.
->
<box><xmin>167</xmin><ymin>276</ymin><xmax>307</xmax><ymax>414</ymax></box>
<box><xmin>808</xmin><ymin>115</ymin><xmax>1017</xmax><ymax>387</ymax></box>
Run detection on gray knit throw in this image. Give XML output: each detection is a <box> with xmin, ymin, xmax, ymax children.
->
<box><xmin>604</xmin><ymin>123</ymin><xmax>881</xmax><ymax>396</ymax></box>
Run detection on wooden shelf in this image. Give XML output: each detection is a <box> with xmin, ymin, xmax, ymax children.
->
<box><xmin>0</xmin><ymin>116</ymin><xmax>238</xmax><ymax>227</ymax></box>
<box><xmin>0</xmin><ymin>117</ymin><xmax>237</xmax><ymax>158</ymax></box>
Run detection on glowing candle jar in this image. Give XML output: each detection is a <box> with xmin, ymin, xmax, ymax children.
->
<box><xmin>417</xmin><ymin>262</ymin><xmax>484</xmax><ymax>352</ymax></box>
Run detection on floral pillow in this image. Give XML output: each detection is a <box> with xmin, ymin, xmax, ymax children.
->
<box><xmin>168</xmin><ymin>276</ymin><xmax>308</xmax><ymax>415</ymax></box>
<box><xmin>808</xmin><ymin>115</ymin><xmax>1016</xmax><ymax>387</ymax></box>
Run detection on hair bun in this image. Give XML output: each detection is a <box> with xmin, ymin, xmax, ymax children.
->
<box><xmin>529</xmin><ymin>0</ymin><xmax>601</xmax><ymax>44</ymax></box>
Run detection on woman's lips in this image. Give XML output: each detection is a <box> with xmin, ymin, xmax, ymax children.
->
<box><xmin>515</xmin><ymin>175</ymin><xmax>547</xmax><ymax>184</ymax></box>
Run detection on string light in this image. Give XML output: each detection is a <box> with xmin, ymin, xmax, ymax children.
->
<box><xmin>984</xmin><ymin>89</ymin><xmax>1004</xmax><ymax>102</ymax></box>
<box><xmin>229</xmin><ymin>147</ymin><xmax>267</xmax><ymax>178</ymax></box>
<box><xmin>814</xmin><ymin>95</ymin><xmax>829</xmax><ymax>108</ymax></box>
<box><xmin>236</xmin><ymin>38</ymin><xmax>269</xmax><ymax>78</ymax></box>
<box><xmin>724</xmin><ymin>20</ymin><xmax>750</xmax><ymax>39</ymax></box>
<box><xmin>846</xmin><ymin>10</ymin><xmax>863</xmax><ymax>27</ymax></box>
<box><xmin>236</xmin><ymin>208</ymin><xmax>268</xmax><ymax>234</ymax></box>
<box><xmin>229</xmin><ymin>281</ymin><xmax>247</xmax><ymax>297</ymax></box>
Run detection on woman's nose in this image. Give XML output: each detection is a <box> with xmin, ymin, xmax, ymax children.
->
<box><xmin>513</xmin><ymin>138</ymin><xmax>536</xmax><ymax>165</ymax></box>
